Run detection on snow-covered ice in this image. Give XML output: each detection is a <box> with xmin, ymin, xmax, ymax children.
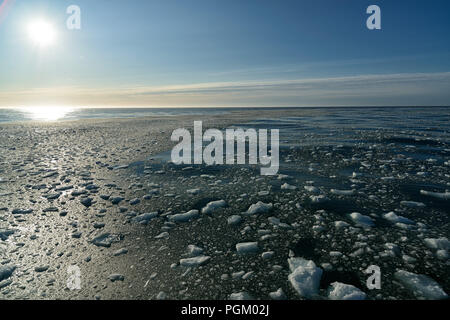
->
<box><xmin>327</xmin><ymin>282</ymin><xmax>366</xmax><ymax>300</ymax></box>
<box><xmin>383</xmin><ymin>212</ymin><xmax>415</xmax><ymax>225</ymax></box>
<box><xmin>287</xmin><ymin>257</ymin><xmax>323</xmax><ymax>298</ymax></box>
<box><xmin>349</xmin><ymin>212</ymin><xmax>374</xmax><ymax>227</ymax></box>
<box><xmin>246</xmin><ymin>202</ymin><xmax>273</xmax><ymax>215</ymax></box>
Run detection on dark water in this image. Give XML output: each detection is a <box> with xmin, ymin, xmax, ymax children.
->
<box><xmin>232</xmin><ymin>107</ymin><xmax>450</xmax><ymax>147</ymax></box>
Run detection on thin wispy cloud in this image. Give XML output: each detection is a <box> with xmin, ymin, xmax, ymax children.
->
<box><xmin>1</xmin><ymin>72</ymin><xmax>450</xmax><ymax>107</ymax></box>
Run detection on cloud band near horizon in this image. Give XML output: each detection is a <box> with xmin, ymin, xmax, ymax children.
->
<box><xmin>1</xmin><ymin>72</ymin><xmax>450</xmax><ymax>108</ymax></box>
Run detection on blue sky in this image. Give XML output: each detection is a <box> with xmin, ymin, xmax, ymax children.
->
<box><xmin>0</xmin><ymin>0</ymin><xmax>449</xmax><ymax>107</ymax></box>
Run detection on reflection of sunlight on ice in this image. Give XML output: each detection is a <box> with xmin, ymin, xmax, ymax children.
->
<box><xmin>20</xmin><ymin>106</ymin><xmax>76</xmax><ymax>121</ymax></box>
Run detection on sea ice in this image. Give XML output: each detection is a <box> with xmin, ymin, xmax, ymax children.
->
<box><xmin>129</xmin><ymin>198</ymin><xmax>140</xmax><ymax>205</ymax></box>
<box><xmin>281</xmin><ymin>183</ymin><xmax>297</xmax><ymax>190</ymax></box>
<box><xmin>334</xmin><ymin>221</ymin><xmax>350</xmax><ymax>229</ymax></box>
<box><xmin>304</xmin><ymin>186</ymin><xmax>320</xmax><ymax>194</ymax></box>
<box><xmin>227</xmin><ymin>215</ymin><xmax>242</xmax><ymax>226</ymax></box>
<box><xmin>400</xmin><ymin>201</ymin><xmax>425</xmax><ymax>208</ymax></box>
<box><xmin>330</xmin><ymin>189</ymin><xmax>355</xmax><ymax>196</ymax></box>
<box><xmin>187</xmin><ymin>245</ymin><xmax>204</xmax><ymax>256</ymax></box>
<box><xmin>109</xmin><ymin>274</ymin><xmax>125</xmax><ymax>282</ymax></box>
<box><xmin>269</xmin><ymin>288</ymin><xmax>286</xmax><ymax>300</ymax></box>
<box><xmin>169</xmin><ymin>210</ymin><xmax>199</xmax><ymax>222</ymax></box>
<box><xmin>179</xmin><ymin>255</ymin><xmax>211</xmax><ymax>267</ymax></box>
<box><xmin>91</xmin><ymin>233</ymin><xmax>122</xmax><ymax>247</ymax></box>
<box><xmin>236</xmin><ymin>242</ymin><xmax>259</xmax><ymax>254</ymax></box>
<box><xmin>0</xmin><ymin>265</ymin><xmax>16</xmax><ymax>281</ymax></box>
<box><xmin>423</xmin><ymin>237</ymin><xmax>449</xmax><ymax>250</ymax></box>
<box><xmin>111</xmin><ymin>197</ymin><xmax>124</xmax><ymax>205</ymax></box>
<box><xmin>187</xmin><ymin>188</ymin><xmax>201</xmax><ymax>195</ymax></box>
<box><xmin>0</xmin><ymin>229</ymin><xmax>15</xmax><ymax>241</ymax></box>
<box><xmin>229</xmin><ymin>292</ymin><xmax>254</xmax><ymax>300</ymax></box>
<box><xmin>310</xmin><ymin>195</ymin><xmax>329</xmax><ymax>203</ymax></box>
<box><xmin>35</xmin><ymin>265</ymin><xmax>49</xmax><ymax>272</ymax></box>
<box><xmin>113</xmin><ymin>248</ymin><xmax>128</xmax><ymax>256</ymax></box>
<box><xmin>287</xmin><ymin>257</ymin><xmax>323</xmax><ymax>298</ymax></box>
<box><xmin>349</xmin><ymin>212</ymin><xmax>374</xmax><ymax>227</ymax></box>
<box><xmin>132</xmin><ymin>212</ymin><xmax>158</xmax><ymax>225</ymax></box>
<box><xmin>420</xmin><ymin>190</ymin><xmax>450</xmax><ymax>200</ymax></box>
<box><xmin>246</xmin><ymin>202</ymin><xmax>273</xmax><ymax>215</ymax></box>
<box><xmin>327</xmin><ymin>282</ymin><xmax>366</xmax><ymax>300</ymax></box>
<box><xmin>268</xmin><ymin>217</ymin><xmax>291</xmax><ymax>228</ymax></box>
<box><xmin>154</xmin><ymin>232</ymin><xmax>169</xmax><ymax>239</ymax></box>
<box><xmin>382</xmin><ymin>212</ymin><xmax>415</xmax><ymax>225</ymax></box>
<box><xmin>261</xmin><ymin>251</ymin><xmax>274</xmax><ymax>259</ymax></box>
<box><xmin>394</xmin><ymin>270</ymin><xmax>448</xmax><ymax>300</ymax></box>
<box><xmin>11</xmin><ymin>209</ymin><xmax>33</xmax><ymax>215</ymax></box>
<box><xmin>202</xmin><ymin>200</ymin><xmax>226</xmax><ymax>214</ymax></box>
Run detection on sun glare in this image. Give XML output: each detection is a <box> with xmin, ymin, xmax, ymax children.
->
<box><xmin>27</xmin><ymin>20</ymin><xmax>57</xmax><ymax>47</ymax></box>
<box><xmin>21</xmin><ymin>107</ymin><xmax>75</xmax><ymax>121</ymax></box>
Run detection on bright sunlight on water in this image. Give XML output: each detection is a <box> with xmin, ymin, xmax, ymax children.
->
<box><xmin>20</xmin><ymin>107</ymin><xmax>76</xmax><ymax>121</ymax></box>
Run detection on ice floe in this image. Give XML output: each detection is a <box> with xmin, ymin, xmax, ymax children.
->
<box><xmin>186</xmin><ymin>245</ymin><xmax>203</xmax><ymax>256</ymax></box>
<box><xmin>400</xmin><ymin>201</ymin><xmax>425</xmax><ymax>208</ymax></box>
<box><xmin>423</xmin><ymin>237</ymin><xmax>449</xmax><ymax>250</ymax></box>
<box><xmin>304</xmin><ymin>186</ymin><xmax>320</xmax><ymax>194</ymax></box>
<box><xmin>287</xmin><ymin>257</ymin><xmax>323</xmax><ymax>298</ymax></box>
<box><xmin>310</xmin><ymin>195</ymin><xmax>329</xmax><ymax>203</ymax></box>
<box><xmin>327</xmin><ymin>282</ymin><xmax>366</xmax><ymax>300</ymax></box>
<box><xmin>269</xmin><ymin>288</ymin><xmax>286</xmax><ymax>300</ymax></box>
<box><xmin>229</xmin><ymin>292</ymin><xmax>254</xmax><ymax>300</ymax></box>
<box><xmin>420</xmin><ymin>190</ymin><xmax>450</xmax><ymax>200</ymax></box>
<box><xmin>382</xmin><ymin>212</ymin><xmax>415</xmax><ymax>225</ymax></box>
<box><xmin>281</xmin><ymin>183</ymin><xmax>297</xmax><ymax>190</ymax></box>
<box><xmin>91</xmin><ymin>233</ymin><xmax>123</xmax><ymax>247</ymax></box>
<box><xmin>132</xmin><ymin>212</ymin><xmax>158</xmax><ymax>225</ymax></box>
<box><xmin>0</xmin><ymin>229</ymin><xmax>15</xmax><ymax>241</ymax></box>
<box><xmin>227</xmin><ymin>215</ymin><xmax>242</xmax><ymax>226</ymax></box>
<box><xmin>201</xmin><ymin>200</ymin><xmax>226</xmax><ymax>214</ymax></box>
<box><xmin>0</xmin><ymin>265</ymin><xmax>16</xmax><ymax>281</ymax></box>
<box><xmin>168</xmin><ymin>210</ymin><xmax>199</xmax><ymax>223</ymax></box>
<box><xmin>394</xmin><ymin>270</ymin><xmax>448</xmax><ymax>300</ymax></box>
<box><xmin>349</xmin><ymin>212</ymin><xmax>374</xmax><ymax>227</ymax></box>
<box><xmin>246</xmin><ymin>202</ymin><xmax>273</xmax><ymax>215</ymax></box>
<box><xmin>330</xmin><ymin>189</ymin><xmax>355</xmax><ymax>196</ymax></box>
<box><xmin>11</xmin><ymin>209</ymin><xmax>33</xmax><ymax>215</ymax></box>
<box><xmin>180</xmin><ymin>255</ymin><xmax>211</xmax><ymax>267</ymax></box>
<box><xmin>236</xmin><ymin>242</ymin><xmax>259</xmax><ymax>254</ymax></box>
<box><xmin>109</xmin><ymin>274</ymin><xmax>125</xmax><ymax>282</ymax></box>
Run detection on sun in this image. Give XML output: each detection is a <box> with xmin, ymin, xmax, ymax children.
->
<box><xmin>27</xmin><ymin>20</ymin><xmax>57</xmax><ymax>47</ymax></box>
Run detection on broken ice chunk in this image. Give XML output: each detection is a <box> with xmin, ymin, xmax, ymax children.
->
<box><xmin>246</xmin><ymin>202</ymin><xmax>273</xmax><ymax>215</ymax></box>
<box><xmin>327</xmin><ymin>282</ymin><xmax>366</xmax><ymax>300</ymax></box>
<box><xmin>202</xmin><ymin>200</ymin><xmax>226</xmax><ymax>214</ymax></box>
<box><xmin>394</xmin><ymin>270</ymin><xmax>448</xmax><ymax>300</ymax></box>
<box><xmin>349</xmin><ymin>212</ymin><xmax>374</xmax><ymax>227</ymax></box>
